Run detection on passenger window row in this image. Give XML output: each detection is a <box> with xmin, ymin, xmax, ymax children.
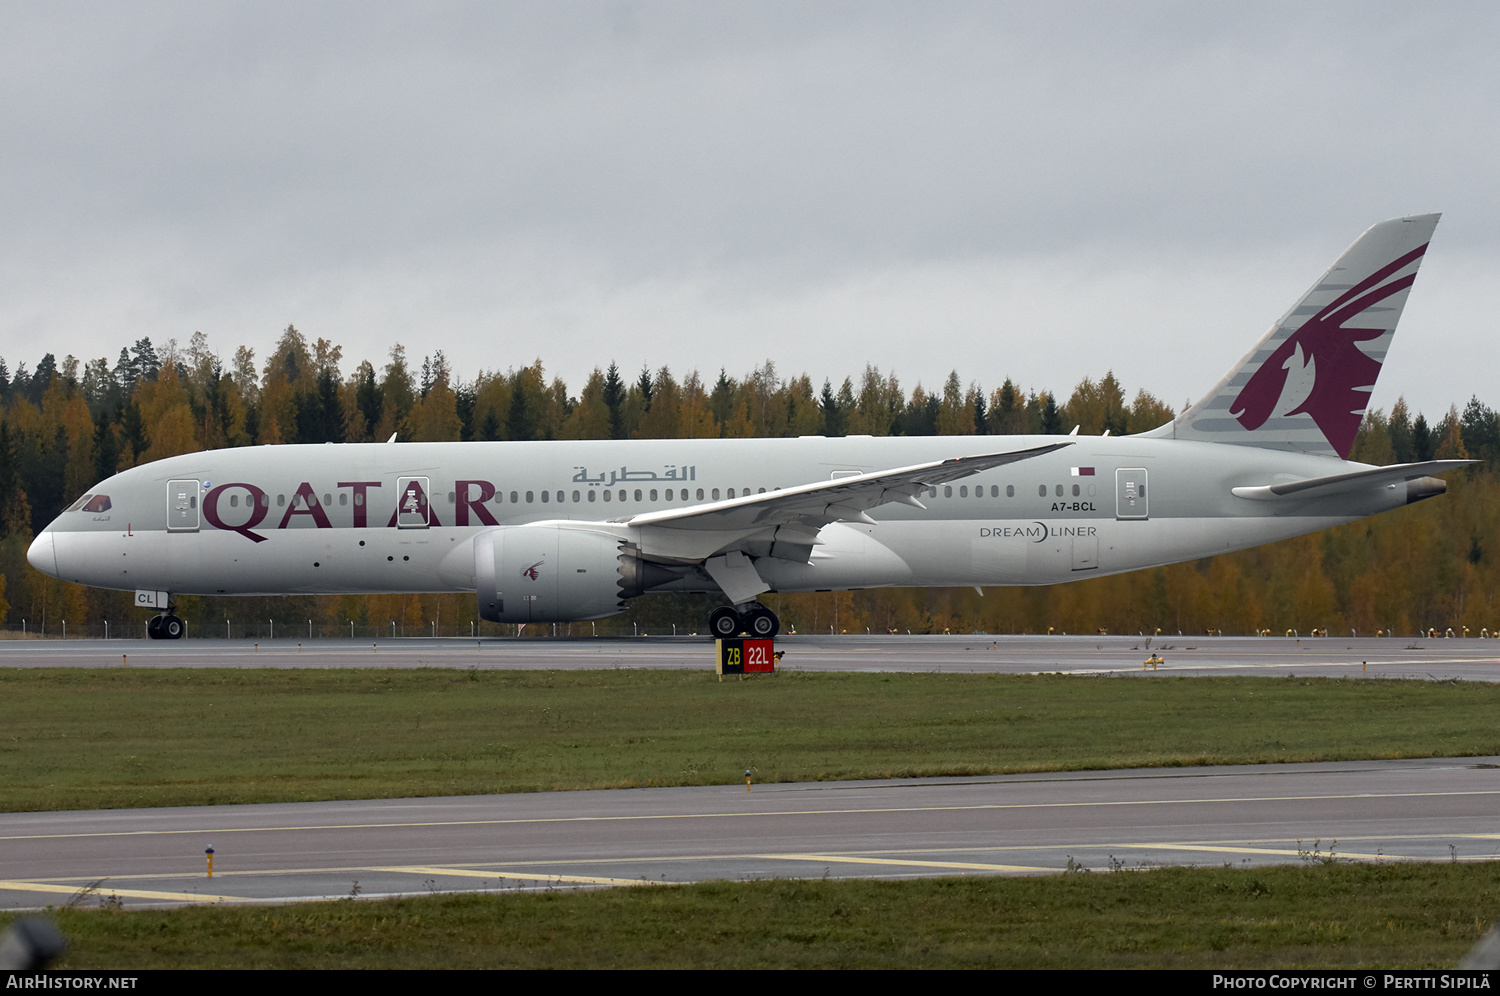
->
<box><xmin>245</xmin><ymin>480</ymin><xmax>1103</xmax><ymax>511</ymax></box>
<box><xmin>926</xmin><ymin>484</ymin><xmax>1015</xmax><ymax>499</ymax></box>
<box><xmin>919</xmin><ymin>482</ymin><xmax>1097</xmax><ymax>499</ymax></box>
<box><xmin>267</xmin><ymin>492</ymin><xmax>340</xmax><ymax>508</ymax></box>
<box><xmin>455</xmin><ymin>487</ymin><xmax>771</xmax><ymax>505</ymax></box>
<box><xmin>85</xmin><ymin>476</ymin><xmax>1104</xmax><ymax>518</ymax></box>
<box><xmin>244</xmin><ymin>486</ymin><xmax>781</xmax><ymax>508</ymax></box>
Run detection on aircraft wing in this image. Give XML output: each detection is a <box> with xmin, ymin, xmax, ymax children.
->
<box><xmin>618</xmin><ymin>441</ymin><xmax>1072</xmax><ymax>532</ymax></box>
<box><xmin>599</xmin><ymin>442</ymin><xmax>1071</xmax><ymax>590</ymax></box>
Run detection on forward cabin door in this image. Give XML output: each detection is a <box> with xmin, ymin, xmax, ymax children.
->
<box><xmin>166</xmin><ymin>480</ymin><xmax>200</xmax><ymax>532</ymax></box>
<box><xmin>1116</xmin><ymin>468</ymin><xmax>1149</xmax><ymax>520</ymax></box>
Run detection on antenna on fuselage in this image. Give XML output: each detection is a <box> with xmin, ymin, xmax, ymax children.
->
<box><xmin>386</xmin><ymin>432</ymin><xmax>398</xmax><ymax>443</ymax></box>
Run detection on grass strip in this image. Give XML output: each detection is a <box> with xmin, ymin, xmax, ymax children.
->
<box><xmin>13</xmin><ymin>863</ymin><xmax>1500</xmax><ymax>969</ymax></box>
<box><xmin>2</xmin><ymin>668</ymin><xmax>1499</xmax><ymax>812</ymax></box>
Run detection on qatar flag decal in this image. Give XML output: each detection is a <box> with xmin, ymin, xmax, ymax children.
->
<box><xmin>1070</xmin><ymin>467</ymin><xmax>1095</xmax><ymax>477</ymax></box>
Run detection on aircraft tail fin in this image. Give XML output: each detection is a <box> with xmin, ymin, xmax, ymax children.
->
<box><xmin>1140</xmin><ymin>214</ymin><xmax>1440</xmax><ymax>459</ymax></box>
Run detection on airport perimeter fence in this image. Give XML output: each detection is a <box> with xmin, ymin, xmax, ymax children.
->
<box><xmin>0</xmin><ymin>619</ymin><xmax>706</xmax><ymax>641</ymax></box>
<box><xmin>3</xmin><ymin>621</ymin><xmax>1498</xmax><ymax>641</ymax></box>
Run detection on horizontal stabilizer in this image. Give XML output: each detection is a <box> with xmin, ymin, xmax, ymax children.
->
<box><xmin>1231</xmin><ymin>460</ymin><xmax>1473</xmax><ymax>501</ymax></box>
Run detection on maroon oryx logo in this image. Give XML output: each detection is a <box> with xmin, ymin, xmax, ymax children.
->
<box><xmin>1229</xmin><ymin>243</ymin><xmax>1427</xmax><ymax>459</ymax></box>
<box><xmin>521</xmin><ymin>560</ymin><xmax>544</xmax><ymax>581</ymax></box>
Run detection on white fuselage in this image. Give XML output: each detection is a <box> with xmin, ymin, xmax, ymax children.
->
<box><xmin>29</xmin><ymin>435</ymin><xmax>1404</xmax><ymax>608</ymax></box>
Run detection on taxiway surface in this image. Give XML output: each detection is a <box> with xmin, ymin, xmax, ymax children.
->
<box><xmin>3</xmin><ymin>757</ymin><xmax>1498</xmax><ymax>910</ymax></box>
<box><xmin>1</xmin><ymin>634</ymin><xmax>1498</xmax><ymax>680</ymax></box>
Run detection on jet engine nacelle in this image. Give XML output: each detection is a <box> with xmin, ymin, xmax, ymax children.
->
<box><xmin>475</xmin><ymin>525</ymin><xmax>632</xmax><ymax>624</ymax></box>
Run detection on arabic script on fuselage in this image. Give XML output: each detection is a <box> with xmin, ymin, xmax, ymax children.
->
<box><xmin>571</xmin><ymin>465</ymin><xmax>696</xmax><ymax>486</ymax></box>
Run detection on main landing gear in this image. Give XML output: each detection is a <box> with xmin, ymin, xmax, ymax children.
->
<box><xmin>708</xmin><ymin>604</ymin><xmax>780</xmax><ymax>639</ymax></box>
<box><xmin>146</xmin><ymin>609</ymin><xmax>184</xmax><ymax>640</ymax></box>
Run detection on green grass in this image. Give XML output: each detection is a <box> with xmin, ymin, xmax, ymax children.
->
<box><xmin>15</xmin><ymin>863</ymin><xmax>1499</xmax><ymax>969</ymax></box>
<box><xmin>2</xmin><ymin>668</ymin><xmax>1499</xmax><ymax>812</ymax></box>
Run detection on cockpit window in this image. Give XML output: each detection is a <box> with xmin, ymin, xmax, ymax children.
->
<box><xmin>66</xmin><ymin>494</ymin><xmax>93</xmax><ymax>512</ymax></box>
<box><xmin>82</xmin><ymin>495</ymin><xmax>112</xmax><ymax>513</ymax></box>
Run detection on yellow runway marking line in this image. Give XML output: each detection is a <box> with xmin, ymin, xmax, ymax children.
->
<box><xmin>32</xmin><ymin>834</ymin><xmax>1492</xmax><ymax>889</ymax></box>
<box><xmin>22</xmin><ymin>858</ymin><xmax>744</xmax><ymax>884</ymax></box>
<box><xmin>8</xmin><ymin>788</ymin><xmax>1500</xmax><ymax>842</ymax></box>
<box><xmin>1006</xmin><ymin>664</ymin><xmax>1475</xmax><ymax>677</ymax></box>
<box><xmin>1151</xmin><ymin>833</ymin><xmax>1500</xmax><ymax>845</ymax></box>
<box><xmin>1063</xmin><ymin>659</ymin><xmax>1500</xmax><ymax>675</ymax></box>
<box><xmin>366</xmin><ymin>865</ymin><xmax>658</xmax><ymax>887</ymax></box>
<box><xmin>25</xmin><ymin>866</ymin><xmax>385</xmax><ymax>884</ymax></box>
<box><xmin>0</xmin><ymin>880</ymin><xmax>249</xmax><ymax>903</ymax></box>
<box><xmin>762</xmin><ymin>853</ymin><xmax>1050</xmax><ymax>873</ymax></box>
<box><xmin>743</xmin><ymin>839</ymin><xmax>1494</xmax><ymax>862</ymax></box>
<box><xmin>1126</xmin><ymin>842</ymin><xmax>1398</xmax><ymax>861</ymax></box>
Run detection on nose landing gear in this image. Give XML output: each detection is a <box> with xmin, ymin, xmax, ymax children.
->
<box><xmin>708</xmin><ymin>604</ymin><xmax>780</xmax><ymax>639</ymax></box>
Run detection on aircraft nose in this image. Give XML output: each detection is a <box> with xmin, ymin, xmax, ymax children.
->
<box><xmin>26</xmin><ymin>531</ymin><xmax>58</xmax><ymax>579</ymax></box>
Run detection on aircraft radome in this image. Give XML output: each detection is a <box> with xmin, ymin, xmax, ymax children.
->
<box><xmin>28</xmin><ymin>214</ymin><xmax>1468</xmax><ymax>641</ymax></box>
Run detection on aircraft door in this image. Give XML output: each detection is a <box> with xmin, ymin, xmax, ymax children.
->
<box><xmin>396</xmin><ymin>477</ymin><xmax>431</xmax><ymax>528</ymax></box>
<box><xmin>1116</xmin><ymin>468</ymin><xmax>1149</xmax><ymax>520</ymax></box>
<box><xmin>167</xmin><ymin>480</ymin><xmax>200</xmax><ymax>532</ymax></box>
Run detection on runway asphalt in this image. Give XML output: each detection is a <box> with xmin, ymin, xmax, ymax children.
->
<box><xmin>4</xmin><ymin>636</ymin><xmax>1496</xmax><ymax>912</ymax></box>
<box><xmin>1</xmin><ymin>633</ymin><xmax>1498</xmax><ymax>680</ymax></box>
<box><xmin>3</xmin><ymin>756</ymin><xmax>1498</xmax><ymax>910</ymax></box>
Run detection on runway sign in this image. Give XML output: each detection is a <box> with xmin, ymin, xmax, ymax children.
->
<box><xmin>716</xmin><ymin>638</ymin><xmax>774</xmax><ymax>675</ymax></box>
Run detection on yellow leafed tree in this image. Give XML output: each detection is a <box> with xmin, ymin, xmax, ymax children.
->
<box><xmin>135</xmin><ymin>364</ymin><xmax>201</xmax><ymax>464</ymax></box>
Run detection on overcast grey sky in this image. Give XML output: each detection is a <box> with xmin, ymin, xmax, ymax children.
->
<box><xmin>1</xmin><ymin>1</ymin><xmax>1495</xmax><ymax>417</ymax></box>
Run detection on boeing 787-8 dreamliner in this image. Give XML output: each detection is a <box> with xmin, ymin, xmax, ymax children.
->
<box><xmin>28</xmin><ymin>214</ymin><xmax>1466</xmax><ymax>640</ymax></box>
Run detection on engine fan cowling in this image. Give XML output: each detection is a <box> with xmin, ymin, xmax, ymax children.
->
<box><xmin>475</xmin><ymin>525</ymin><xmax>630</xmax><ymax>624</ymax></box>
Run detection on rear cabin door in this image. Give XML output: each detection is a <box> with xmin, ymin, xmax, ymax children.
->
<box><xmin>1116</xmin><ymin>468</ymin><xmax>1149</xmax><ymax>520</ymax></box>
<box><xmin>167</xmin><ymin>479</ymin><xmax>200</xmax><ymax>532</ymax></box>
